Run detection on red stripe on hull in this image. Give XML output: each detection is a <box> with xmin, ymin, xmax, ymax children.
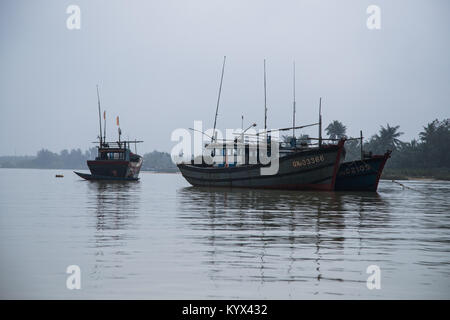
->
<box><xmin>374</xmin><ymin>151</ymin><xmax>391</xmax><ymax>190</ymax></box>
<box><xmin>330</xmin><ymin>139</ymin><xmax>346</xmax><ymax>188</ymax></box>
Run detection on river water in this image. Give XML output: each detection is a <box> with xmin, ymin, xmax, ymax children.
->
<box><xmin>0</xmin><ymin>168</ymin><xmax>449</xmax><ymax>299</ymax></box>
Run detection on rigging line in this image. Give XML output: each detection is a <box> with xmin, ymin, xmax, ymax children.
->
<box><xmin>391</xmin><ymin>180</ymin><xmax>444</xmax><ymax>200</ymax></box>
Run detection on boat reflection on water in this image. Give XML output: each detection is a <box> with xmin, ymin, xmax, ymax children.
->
<box><xmin>87</xmin><ymin>181</ymin><xmax>141</xmax><ymax>230</ymax></box>
<box><xmin>176</xmin><ymin>187</ymin><xmax>390</xmax><ymax>294</ymax></box>
<box><xmin>86</xmin><ymin>181</ymin><xmax>141</xmax><ymax>281</ymax></box>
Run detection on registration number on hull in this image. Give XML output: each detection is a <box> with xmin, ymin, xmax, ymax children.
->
<box><xmin>292</xmin><ymin>154</ymin><xmax>325</xmax><ymax>168</ymax></box>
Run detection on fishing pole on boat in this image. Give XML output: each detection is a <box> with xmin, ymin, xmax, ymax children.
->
<box><xmin>239</xmin><ymin>123</ymin><xmax>318</xmax><ymax>136</ymax></box>
<box><xmin>96</xmin><ymin>85</ymin><xmax>103</xmax><ymax>147</ymax></box>
<box><xmin>238</xmin><ymin>123</ymin><xmax>320</xmax><ymax>145</ymax></box>
<box><xmin>264</xmin><ymin>122</ymin><xmax>319</xmax><ymax>134</ymax></box>
<box><xmin>188</xmin><ymin>127</ymin><xmax>214</xmax><ymax>141</ymax></box>
<box><xmin>212</xmin><ymin>56</ymin><xmax>226</xmax><ymax>143</ymax></box>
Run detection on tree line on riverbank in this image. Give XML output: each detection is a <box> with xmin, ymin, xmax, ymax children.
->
<box><xmin>1</xmin><ymin>118</ymin><xmax>448</xmax><ymax>179</ymax></box>
<box><xmin>0</xmin><ymin>149</ymin><xmax>178</xmax><ymax>172</ymax></box>
<box><xmin>324</xmin><ymin>118</ymin><xmax>450</xmax><ymax>180</ymax></box>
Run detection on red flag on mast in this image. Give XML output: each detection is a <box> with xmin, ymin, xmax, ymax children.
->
<box><xmin>116</xmin><ymin>116</ymin><xmax>119</xmax><ymax>126</ymax></box>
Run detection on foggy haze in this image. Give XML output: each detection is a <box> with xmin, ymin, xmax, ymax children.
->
<box><xmin>0</xmin><ymin>0</ymin><xmax>449</xmax><ymax>156</ymax></box>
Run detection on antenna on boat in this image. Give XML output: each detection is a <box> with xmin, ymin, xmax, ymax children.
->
<box><xmin>96</xmin><ymin>85</ymin><xmax>103</xmax><ymax>147</ymax></box>
<box><xmin>212</xmin><ymin>56</ymin><xmax>226</xmax><ymax>143</ymax></box>
<box><xmin>292</xmin><ymin>61</ymin><xmax>296</xmax><ymax>146</ymax></box>
<box><xmin>264</xmin><ymin>59</ymin><xmax>267</xmax><ymax>130</ymax></box>
<box><xmin>319</xmin><ymin>97</ymin><xmax>322</xmax><ymax>147</ymax></box>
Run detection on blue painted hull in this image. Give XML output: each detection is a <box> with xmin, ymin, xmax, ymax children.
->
<box><xmin>335</xmin><ymin>152</ymin><xmax>390</xmax><ymax>191</ymax></box>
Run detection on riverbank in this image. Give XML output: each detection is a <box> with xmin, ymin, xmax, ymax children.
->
<box><xmin>381</xmin><ymin>168</ymin><xmax>450</xmax><ymax>181</ymax></box>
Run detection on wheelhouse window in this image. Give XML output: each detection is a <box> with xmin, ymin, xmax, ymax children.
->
<box><xmin>99</xmin><ymin>151</ymin><xmax>125</xmax><ymax>160</ymax></box>
<box><xmin>109</xmin><ymin>152</ymin><xmax>124</xmax><ymax>160</ymax></box>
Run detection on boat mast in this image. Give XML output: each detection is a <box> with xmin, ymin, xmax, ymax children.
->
<box><xmin>292</xmin><ymin>61</ymin><xmax>296</xmax><ymax>145</ymax></box>
<box><xmin>264</xmin><ymin>59</ymin><xmax>267</xmax><ymax>130</ymax></box>
<box><xmin>319</xmin><ymin>97</ymin><xmax>322</xmax><ymax>147</ymax></box>
<box><xmin>241</xmin><ymin>114</ymin><xmax>244</xmax><ymax>143</ymax></box>
<box><xmin>212</xmin><ymin>56</ymin><xmax>226</xmax><ymax>143</ymax></box>
<box><xmin>103</xmin><ymin>111</ymin><xmax>106</xmax><ymax>144</ymax></box>
<box><xmin>96</xmin><ymin>85</ymin><xmax>103</xmax><ymax>147</ymax></box>
<box><xmin>117</xmin><ymin>116</ymin><xmax>121</xmax><ymax>144</ymax></box>
<box><xmin>360</xmin><ymin>130</ymin><xmax>364</xmax><ymax>160</ymax></box>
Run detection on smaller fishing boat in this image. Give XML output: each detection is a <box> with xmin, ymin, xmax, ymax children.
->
<box><xmin>335</xmin><ymin>131</ymin><xmax>391</xmax><ymax>191</ymax></box>
<box><xmin>74</xmin><ymin>140</ymin><xmax>143</xmax><ymax>181</ymax></box>
<box><xmin>74</xmin><ymin>86</ymin><xmax>143</xmax><ymax>181</ymax></box>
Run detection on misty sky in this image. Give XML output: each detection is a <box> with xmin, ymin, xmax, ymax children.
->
<box><xmin>0</xmin><ymin>0</ymin><xmax>449</xmax><ymax>156</ymax></box>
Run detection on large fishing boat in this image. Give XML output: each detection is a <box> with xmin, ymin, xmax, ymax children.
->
<box><xmin>178</xmin><ymin>138</ymin><xmax>345</xmax><ymax>190</ymax></box>
<box><xmin>74</xmin><ymin>86</ymin><xmax>143</xmax><ymax>181</ymax></box>
<box><xmin>335</xmin><ymin>131</ymin><xmax>391</xmax><ymax>191</ymax></box>
<box><xmin>177</xmin><ymin>58</ymin><xmax>345</xmax><ymax>190</ymax></box>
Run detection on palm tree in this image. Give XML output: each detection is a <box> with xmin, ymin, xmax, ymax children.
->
<box><xmin>372</xmin><ymin>123</ymin><xmax>404</xmax><ymax>151</ymax></box>
<box><xmin>325</xmin><ymin>121</ymin><xmax>347</xmax><ymax>139</ymax></box>
<box><xmin>418</xmin><ymin>119</ymin><xmax>449</xmax><ymax>167</ymax></box>
<box><xmin>421</xmin><ymin>119</ymin><xmax>449</xmax><ymax>142</ymax></box>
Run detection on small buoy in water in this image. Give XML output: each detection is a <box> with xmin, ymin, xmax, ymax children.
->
<box><xmin>55</xmin><ymin>174</ymin><xmax>64</xmax><ymax>178</ymax></box>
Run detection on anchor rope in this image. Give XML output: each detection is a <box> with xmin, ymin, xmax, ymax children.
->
<box><xmin>391</xmin><ymin>179</ymin><xmax>444</xmax><ymax>200</ymax></box>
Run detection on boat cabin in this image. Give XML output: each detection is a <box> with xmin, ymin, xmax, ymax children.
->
<box><xmin>94</xmin><ymin>141</ymin><xmax>143</xmax><ymax>162</ymax></box>
<box><xmin>204</xmin><ymin>138</ymin><xmax>273</xmax><ymax>167</ymax></box>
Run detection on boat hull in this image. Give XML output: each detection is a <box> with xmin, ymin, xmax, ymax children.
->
<box><xmin>87</xmin><ymin>158</ymin><xmax>142</xmax><ymax>179</ymax></box>
<box><xmin>177</xmin><ymin>140</ymin><xmax>344</xmax><ymax>191</ymax></box>
<box><xmin>335</xmin><ymin>151</ymin><xmax>391</xmax><ymax>191</ymax></box>
<box><xmin>74</xmin><ymin>171</ymin><xmax>139</xmax><ymax>181</ymax></box>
